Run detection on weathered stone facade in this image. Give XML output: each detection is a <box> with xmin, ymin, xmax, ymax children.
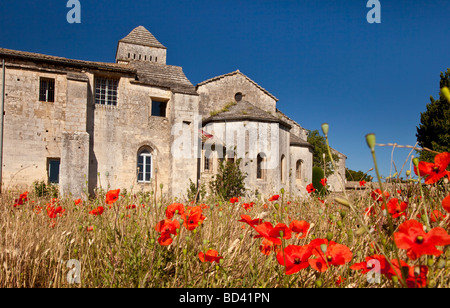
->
<box><xmin>0</xmin><ymin>26</ymin><xmax>345</xmax><ymax>199</ymax></box>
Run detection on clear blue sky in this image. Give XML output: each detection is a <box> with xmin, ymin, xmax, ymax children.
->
<box><xmin>1</xmin><ymin>0</ymin><xmax>449</xmax><ymax>181</ymax></box>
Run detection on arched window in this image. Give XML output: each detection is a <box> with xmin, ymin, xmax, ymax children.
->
<box><xmin>257</xmin><ymin>153</ymin><xmax>266</xmax><ymax>180</ymax></box>
<box><xmin>137</xmin><ymin>148</ymin><xmax>152</xmax><ymax>183</ymax></box>
<box><xmin>296</xmin><ymin>160</ymin><xmax>303</xmax><ymax>181</ymax></box>
<box><xmin>281</xmin><ymin>155</ymin><xmax>286</xmax><ymax>184</ymax></box>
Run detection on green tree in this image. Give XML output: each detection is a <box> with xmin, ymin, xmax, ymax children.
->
<box><xmin>307</xmin><ymin>129</ymin><xmax>340</xmax><ymax>177</ymax></box>
<box><xmin>416</xmin><ymin>69</ymin><xmax>450</xmax><ymax>162</ymax></box>
<box><xmin>209</xmin><ymin>158</ymin><xmax>247</xmax><ymax>200</ymax></box>
<box><xmin>345</xmin><ymin>168</ymin><xmax>372</xmax><ymax>182</ymax></box>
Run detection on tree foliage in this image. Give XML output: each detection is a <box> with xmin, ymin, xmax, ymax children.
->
<box><xmin>345</xmin><ymin>168</ymin><xmax>372</xmax><ymax>182</ymax></box>
<box><xmin>209</xmin><ymin>158</ymin><xmax>247</xmax><ymax>200</ymax></box>
<box><xmin>416</xmin><ymin>69</ymin><xmax>450</xmax><ymax>162</ymax></box>
<box><xmin>307</xmin><ymin>130</ymin><xmax>340</xmax><ymax>177</ymax></box>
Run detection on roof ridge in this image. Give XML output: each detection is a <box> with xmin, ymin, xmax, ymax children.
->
<box><xmin>196</xmin><ymin>70</ymin><xmax>278</xmax><ymax>102</ymax></box>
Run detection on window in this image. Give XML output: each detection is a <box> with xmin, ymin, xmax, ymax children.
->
<box><xmin>39</xmin><ymin>78</ymin><xmax>55</xmax><ymax>102</ymax></box>
<box><xmin>137</xmin><ymin>149</ymin><xmax>152</xmax><ymax>183</ymax></box>
<box><xmin>151</xmin><ymin>100</ymin><xmax>167</xmax><ymax>117</ymax></box>
<box><xmin>296</xmin><ymin>160</ymin><xmax>303</xmax><ymax>180</ymax></box>
<box><xmin>257</xmin><ymin>153</ymin><xmax>266</xmax><ymax>180</ymax></box>
<box><xmin>47</xmin><ymin>158</ymin><xmax>60</xmax><ymax>184</ymax></box>
<box><xmin>235</xmin><ymin>92</ymin><xmax>243</xmax><ymax>102</ymax></box>
<box><xmin>203</xmin><ymin>150</ymin><xmax>212</xmax><ymax>172</ymax></box>
<box><xmin>95</xmin><ymin>77</ymin><xmax>118</xmax><ymax>106</ymax></box>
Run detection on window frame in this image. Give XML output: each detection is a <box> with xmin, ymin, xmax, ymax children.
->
<box><xmin>256</xmin><ymin>153</ymin><xmax>266</xmax><ymax>180</ymax></box>
<box><xmin>95</xmin><ymin>77</ymin><xmax>119</xmax><ymax>106</ymax></box>
<box><xmin>151</xmin><ymin>99</ymin><xmax>168</xmax><ymax>117</ymax></box>
<box><xmin>137</xmin><ymin>149</ymin><xmax>152</xmax><ymax>183</ymax></box>
<box><xmin>47</xmin><ymin>158</ymin><xmax>60</xmax><ymax>184</ymax></box>
<box><xmin>39</xmin><ymin>77</ymin><xmax>55</xmax><ymax>102</ymax></box>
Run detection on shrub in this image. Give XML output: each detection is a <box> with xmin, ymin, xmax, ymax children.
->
<box><xmin>209</xmin><ymin>158</ymin><xmax>247</xmax><ymax>200</ymax></box>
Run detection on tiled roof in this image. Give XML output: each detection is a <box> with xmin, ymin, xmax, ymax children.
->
<box><xmin>197</xmin><ymin>70</ymin><xmax>279</xmax><ymax>102</ymax></box>
<box><xmin>290</xmin><ymin>133</ymin><xmax>314</xmax><ymax>149</ymax></box>
<box><xmin>119</xmin><ymin>26</ymin><xmax>166</xmax><ymax>49</ymax></box>
<box><xmin>203</xmin><ymin>100</ymin><xmax>290</xmax><ymax>128</ymax></box>
<box><xmin>0</xmin><ymin>48</ymin><xmax>135</xmax><ymax>73</ymax></box>
<box><xmin>130</xmin><ymin>61</ymin><xmax>197</xmax><ymax>95</ymax></box>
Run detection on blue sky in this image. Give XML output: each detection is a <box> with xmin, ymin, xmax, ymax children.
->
<box><xmin>1</xmin><ymin>0</ymin><xmax>449</xmax><ymax>181</ymax></box>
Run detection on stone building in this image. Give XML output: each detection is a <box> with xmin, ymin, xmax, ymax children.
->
<box><xmin>0</xmin><ymin>26</ymin><xmax>346</xmax><ymax>199</ymax></box>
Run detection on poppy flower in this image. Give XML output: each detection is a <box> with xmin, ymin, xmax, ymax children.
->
<box><xmin>165</xmin><ymin>203</ymin><xmax>185</xmax><ymax>219</ymax></box>
<box><xmin>89</xmin><ymin>206</ymin><xmax>104</xmax><ymax>216</ymax></box>
<box><xmin>155</xmin><ymin>219</ymin><xmax>180</xmax><ymax>246</ymax></box>
<box><xmin>238</xmin><ymin>215</ymin><xmax>263</xmax><ymax>229</ymax></box>
<box><xmin>47</xmin><ymin>205</ymin><xmax>65</xmax><ymax>219</ymax></box>
<box><xmin>198</xmin><ymin>249</ymin><xmax>223</xmax><ymax>263</ymax></box>
<box><xmin>394</xmin><ymin>219</ymin><xmax>450</xmax><ymax>260</ymax></box>
<box><xmin>289</xmin><ymin>220</ymin><xmax>310</xmax><ymax>239</ymax></box>
<box><xmin>386</xmin><ymin>198</ymin><xmax>408</xmax><ymax>219</ymax></box>
<box><xmin>320</xmin><ymin>178</ymin><xmax>327</xmax><ymax>186</ymax></box>
<box><xmin>384</xmin><ymin>259</ymin><xmax>428</xmax><ymax>288</ymax></box>
<box><xmin>308</xmin><ymin>239</ymin><xmax>353</xmax><ymax>272</ymax></box>
<box><xmin>359</xmin><ymin>180</ymin><xmax>366</xmax><ymax>187</ymax></box>
<box><xmin>276</xmin><ymin>245</ymin><xmax>312</xmax><ymax>275</ymax></box>
<box><xmin>336</xmin><ymin>276</ymin><xmax>346</xmax><ymax>286</ymax></box>
<box><xmin>430</xmin><ymin>210</ymin><xmax>446</xmax><ymax>223</ymax></box>
<box><xmin>230</xmin><ymin>197</ymin><xmax>240</xmax><ymax>204</ymax></box>
<box><xmin>414</xmin><ymin>152</ymin><xmax>450</xmax><ymax>184</ymax></box>
<box><xmin>350</xmin><ymin>254</ymin><xmax>389</xmax><ymax>275</ymax></box>
<box><xmin>442</xmin><ymin>194</ymin><xmax>450</xmax><ymax>213</ymax></box>
<box><xmin>259</xmin><ymin>238</ymin><xmax>281</xmax><ymax>256</ymax></box>
<box><xmin>254</xmin><ymin>222</ymin><xmax>291</xmax><ymax>245</ymax></box>
<box><xmin>371</xmin><ymin>189</ymin><xmax>390</xmax><ymax>202</ymax></box>
<box><xmin>126</xmin><ymin>204</ymin><xmax>137</xmax><ymax>210</ymax></box>
<box><xmin>182</xmin><ymin>206</ymin><xmax>206</xmax><ymax>231</ymax></box>
<box><xmin>268</xmin><ymin>195</ymin><xmax>280</xmax><ymax>202</ymax></box>
<box><xmin>105</xmin><ymin>189</ymin><xmax>120</xmax><ymax>205</ymax></box>
<box><xmin>74</xmin><ymin>199</ymin><xmax>82</xmax><ymax>206</ymax></box>
<box><xmin>242</xmin><ymin>202</ymin><xmax>254</xmax><ymax>211</ymax></box>
<box><xmin>86</xmin><ymin>226</ymin><xmax>94</xmax><ymax>232</ymax></box>
<box><xmin>13</xmin><ymin>191</ymin><xmax>29</xmax><ymax>207</ymax></box>
<box><xmin>306</xmin><ymin>184</ymin><xmax>315</xmax><ymax>194</ymax></box>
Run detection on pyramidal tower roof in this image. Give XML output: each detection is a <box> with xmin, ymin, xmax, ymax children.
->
<box><xmin>119</xmin><ymin>26</ymin><xmax>166</xmax><ymax>49</ymax></box>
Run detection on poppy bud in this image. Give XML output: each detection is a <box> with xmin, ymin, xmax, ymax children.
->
<box><xmin>339</xmin><ymin>210</ymin><xmax>347</xmax><ymax>218</ymax></box>
<box><xmin>280</xmin><ymin>188</ymin><xmax>285</xmax><ymax>194</ymax></box>
<box><xmin>437</xmin><ymin>259</ymin><xmax>446</xmax><ymax>269</ymax></box>
<box><xmin>326</xmin><ymin>232</ymin><xmax>333</xmax><ymax>241</ymax></box>
<box><xmin>315</xmin><ymin>279</ymin><xmax>323</xmax><ymax>288</ymax></box>
<box><xmin>356</xmin><ymin>226</ymin><xmax>368</xmax><ymax>236</ymax></box>
<box><xmin>427</xmin><ymin>258</ymin><xmax>434</xmax><ymax>267</ymax></box>
<box><xmin>365</xmin><ymin>133</ymin><xmax>376</xmax><ymax>151</ymax></box>
<box><xmin>392</xmin><ymin>276</ymin><xmax>398</xmax><ymax>284</ymax></box>
<box><xmin>412</xmin><ymin>158</ymin><xmax>419</xmax><ymax>167</ymax></box>
<box><xmin>279</xmin><ymin>231</ymin><xmax>284</xmax><ymax>238</ymax></box>
<box><xmin>220</xmin><ymin>258</ymin><xmax>224</xmax><ymax>265</ymax></box>
<box><xmin>337</xmin><ymin>221</ymin><xmax>343</xmax><ymax>228</ymax></box>
<box><xmin>406</xmin><ymin>170</ymin><xmax>411</xmax><ymax>177</ymax></box>
<box><xmin>320</xmin><ymin>244</ymin><xmax>327</xmax><ymax>253</ymax></box>
<box><xmin>321</xmin><ymin>123</ymin><xmax>329</xmax><ymax>136</ymax></box>
<box><xmin>186</xmin><ymin>236</ymin><xmax>190</xmax><ymax>242</ymax></box>
<box><xmin>183</xmin><ymin>249</ymin><xmax>187</xmax><ymax>255</ymax></box>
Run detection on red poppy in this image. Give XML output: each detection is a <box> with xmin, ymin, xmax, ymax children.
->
<box><xmin>394</xmin><ymin>219</ymin><xmax>450</xmax><ymax>260</ymax></box>
<box><xmin>238</xmin><ymin>215</ymin><xmax>263</xmax><ymax>229</ymax></box>
<box><xmin>155</xmin><ymin>219</ymin><xmax>180</xmax><ymax>246</ymax></box>
<box><xmin>336</xmin><ymin>276</ymin><xmax>346</xmax><ymax>286</ymax></box>
<box><xmin>386</xmin><ymin>198</ymin><xmax>408</xmax><ymax>219</ymax></box>
<box><xmin>47</xmin><ymin>205</ymin><xmax>65</xmax><ymax>219</ymax></box>
<box><xmin>165</xmin><ymin>203</ymin><xmax>185</xmax><ymax>219</ymax></box>
<box><xmin>276</xmin><ymin>245</ymin><xmax>312</xmax><ymax>275</ymax></box>
<box><xmin>306</xmin><ymin>184</ymin><xmax>315</xmax><ymax>194</ymax></box>
<box><xmin>126</xmin><ymin>204</ymin><xmax>137</xmax><ymax>210</ymax></box>
<box><xmin>414</xmin><ymin>152</ymin><xmax>450</xmax><ymax>184</ymax></box>
<box><xmin>74</xmin><ymin>199</ymin><xmax>82</xmax><ymax>206</ymax></box>
<box><xmin>230</xmin><ymin>197</ymin><xmax>240</xmax><ymax>204</ymax></box>
<box><xmin>199</xmin><ymin>249</ymin><xmax>223</xmax><ymax>263</ymax></box>
<box><xmin>86</xmin><ymin>226</ymin><xmax>94</xmax><ymax>232</ymax></box>
<box><xmin>371</xmin><ymin>189</ymin><xmax>390</xmax><ymax>202</ymax></box>
<box><xmin>89</xmin><ymin>206</ymin><xmax>104</xmax><ymax>216</ymax></box>
<box><xmin>385</xmin><ymin>260</ymin><xmax>428</xmax><ymax>288</ymax></box>
<box><xmin>320</xmin><ymin>178</ymin><xmax>327</xmax><ymax>186</ymax></box>
<box><xmin>359</xmin><ymin>180</ymin><xmax>366</xmax><ymax>187</ymax></box>
<box><xmin>268</xmin><ymin>195</ymin><xmax>280</xmax><ymax>202</ymax></box>
<box><xmin>350</xmin><ymin>254</ymin><xmax>389</xmax><ymax>275</ymax></box>
<box><xmin>182</xmin><ymin>206</ymin><xmax>206</xmax><ymax>231</ymax></box>
<box><xmin>430</xmin><ymin>210</ymin><xmax>446</xmax><ymax>223</ymax></box>
<box><xmin>254</xmin><ymin>222</ymin><xmax>291</xmax><ymax>245</ymax></box>
<box><xmin>442</xmin><ymin>194</ymin><xmax>450</xmax><ymax>213</ymax></box>
<box><xmin>289</xmin><ymin>220</ymin><xmax>310</xmax><ymax>239</ymax></box>
<box><xmin>308</xmin><ymin>239</ymin><xmax>353</xmax><ymax>272</ymax></box>
<box><xmin>105</xmin><ymin>189</ymin><xmax>120</xmax><ymax>205</ymax></box>
<box><xmin>259</xmin><ymin>238</ymin><xmax>281</xmax><ymax>256</ymax></box>
<box><xmin>242</xmin><ymin>202</ymin><xmax>254</xmax><ymax>211</ymax></box>
<box><xmin>13</xmin><ymin>191</ymin><xmax>29</xmax><ymax>207</ymax></box>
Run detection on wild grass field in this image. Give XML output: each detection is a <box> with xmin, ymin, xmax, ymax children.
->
<box><xmin>1</xmin><ymin>149</ymin><xmax>450</xmax><ymax>288</ymax></box>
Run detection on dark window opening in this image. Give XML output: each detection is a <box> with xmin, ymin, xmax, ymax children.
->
<box><xmin>235</xmin><ymin>92</ymin><xmax>243</xmax><ymax>102</ymax></box>
<box><xmin>48</xmin><ymin>158</ymin><xmax>60</xmax><ymax>184</ymax></box>
<box><xmin>95</xmin><ymin>77</ymin><xmax>118</xmax><ymax>106</ymax></box>
<box><xmin>39</xmin><ymin>78</ymin><xmax>55</xmax><ymax>102</ymax></box>
<box><xmin>257</xmin><ymin>153</ymin><xmax>266</xmax><ymax>180</ymax></box>
<box><xmin>151</xmin><ymin>100</ymin><xmax>167</xmax><ymax>117</ymax></box>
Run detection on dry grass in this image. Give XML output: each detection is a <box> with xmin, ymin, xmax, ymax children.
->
<box><xmin>0</xmin><ymin>181</ymin><xmax>449</xmax><ymax>288</ymax></box>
